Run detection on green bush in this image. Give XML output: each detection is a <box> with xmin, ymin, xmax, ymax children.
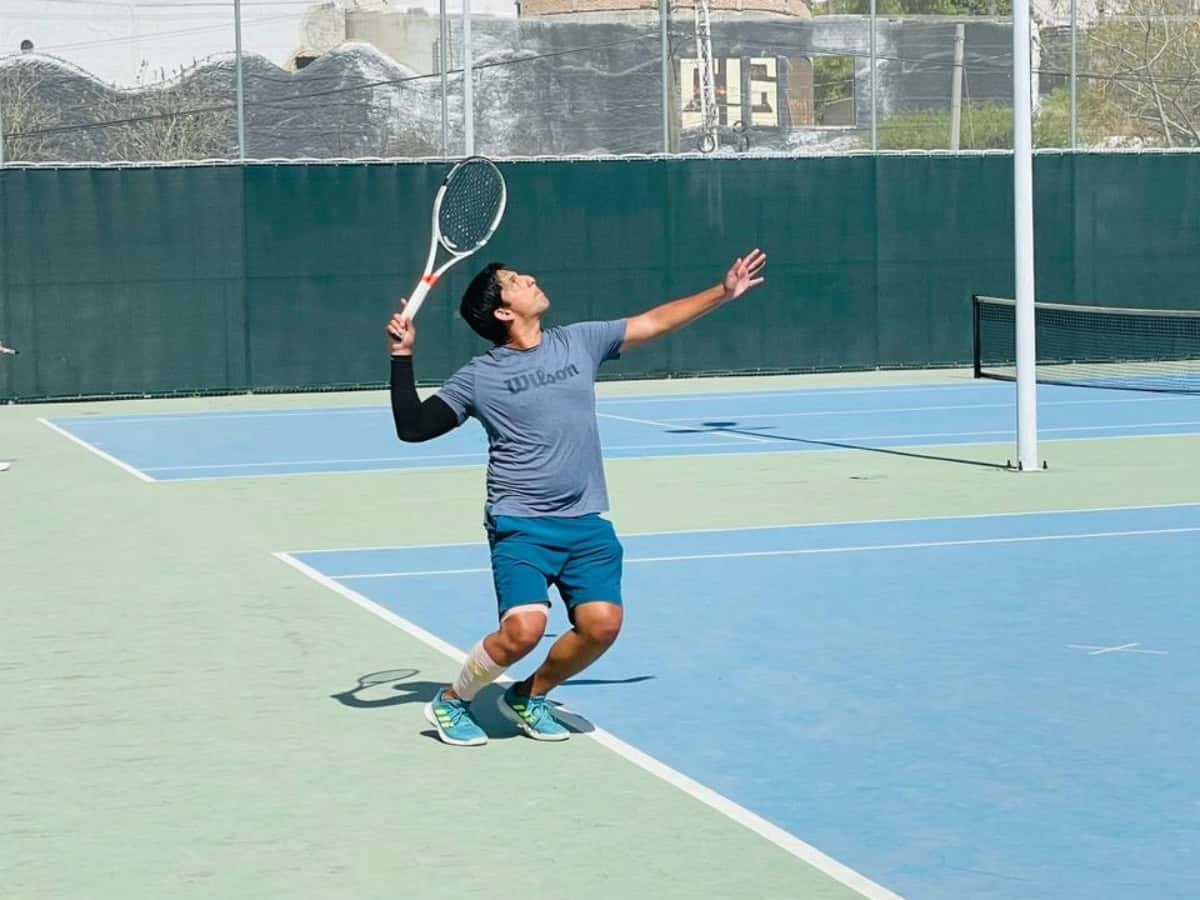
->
<box><xmin>872</xmin><ymin>102</ymin><xmax>1013</xmax><ymax>150</ymax></box>
<box><xmin>859</xmin><ymin>94</ymin><xmax>1094</xmax><ymax>151</ymax></box>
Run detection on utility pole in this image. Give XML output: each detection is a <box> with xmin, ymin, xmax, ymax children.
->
<box><xmin>949</xmin><ymin>23</ymin><xmax>965</xmax><ymax>150</ymax></box>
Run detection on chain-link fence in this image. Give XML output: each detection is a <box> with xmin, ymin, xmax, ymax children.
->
<box><xmin>1</xmin><ymin>0</ymin><xmax>1197</xmax><ymax>162</ymax></box>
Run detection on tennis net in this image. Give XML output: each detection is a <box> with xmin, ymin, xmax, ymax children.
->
<box><xmin>973</xmin><ymin>296</ymin><xmax>1200</xmax><ymax>394</ymax></box>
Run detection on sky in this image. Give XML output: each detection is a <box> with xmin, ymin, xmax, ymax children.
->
<box><xmin>1</xmin><ymin>0</ymin><xmax>516</xmax><ymax>85</ymax></box>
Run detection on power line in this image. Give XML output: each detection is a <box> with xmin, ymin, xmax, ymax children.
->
<box><xmin>6</xmin><ymin>28</ymin><xmax>1200</xmax><ymax>141</ymax></box>
<box><xmin>5</xmin><ymin>34</ymin><xmax>660</xmax><ymax>139</ymax></box>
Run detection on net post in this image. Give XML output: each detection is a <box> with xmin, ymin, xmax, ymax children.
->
<box><xmin>972</xmin><ymin>295</ymin><xmax>982</xmax><ymax>378</ymax></box>
<box><xmin>1013</xmin><ymin>0</ymin><xmax>1039</xmax><ymax>470</ymax></box>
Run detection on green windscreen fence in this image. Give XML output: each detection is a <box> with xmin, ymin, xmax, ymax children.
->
<box><xmin>2</xmin><ymin>153</ymin><xmax>1199</xmax><ymax>402</ymax></box>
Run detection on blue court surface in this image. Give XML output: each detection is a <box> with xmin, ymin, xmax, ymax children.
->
<box><xmin>281</xmin><ymin>503</ymin><xmax>1200</xmax><ymax>900</ymax></box>
<box><xmin>42</xmin><ymin>380</ymin><xmax>1200</xmax><ymax>481</ymax></box>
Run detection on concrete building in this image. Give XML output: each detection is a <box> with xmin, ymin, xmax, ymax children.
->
<box><xmin>290</xmin><ymin>0</ymin><xmax>1018</xmax><ymax>154</ymax></box>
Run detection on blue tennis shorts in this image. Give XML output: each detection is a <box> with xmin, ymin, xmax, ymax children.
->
<box><xmin>486</xmin><ymin>512</ymin><xmax>624</xmax><ymax>618</ymax></box>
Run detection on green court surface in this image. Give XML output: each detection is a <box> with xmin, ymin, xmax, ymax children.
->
<box><xmin>4</xmin><ymin>368</ymin><xmax>1199</xmax><ymax>900</ymax></box>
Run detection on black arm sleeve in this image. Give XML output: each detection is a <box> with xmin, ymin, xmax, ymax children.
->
<box><xmin>390</xmin><ymin>356</ymin><xmax>459</xmax><ymax>443</ymax></box>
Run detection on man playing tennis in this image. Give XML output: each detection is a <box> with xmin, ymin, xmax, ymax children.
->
<box><xmin>387</xmin><ymin>249</ymin><xmax>766</xmax><ymax>746</ymax></box>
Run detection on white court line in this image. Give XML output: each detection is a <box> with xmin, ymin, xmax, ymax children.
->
<box><xmin>37</xmin><ymin>418</ymin><xmax>156</xmax><ymax>482</ymax></box>
<box><xmin>142</xmin><ymin>439</ymin><xmax>752</xmax><ymax>473</ymax></box>
<box><xmin>744</xmin><ymin>421</ymin><xmax>1200</xmax><ymax>443</ymax></box>
<box><xmin>160</xmin><ymin>462</ymin><xmax>488</xmax><ymax>481</ymax></box>
<box><xmin>661</xmin><ymin>421</ymin><xmax>1200</xmax><ymax>446</ymax></box>
<box><xmin>597</xmin><ymin>410</ymin><xmax>772</xmax><ymax>443</ymax></box>
<box><xmin>329</xmin><ymin>526</ymin><xmax>1200</xmax><ymax>579</ymax></box>
<box><xmin>1067</xmin><ymin>643</ymin><xmax>1169</xmax><ymax>656</ymax></box>
<box><xmin>596</xmin><ymin>381</ymin><xmax>1192</xmax><ymax>404</ymax></box>
<box><xmin>272</xmin><ymin>551</ymin><xmax>904</xmax><ymax>900</ymax></box>
<box><xmin>151</xmin><ymin>442</ymin><xmax>767</xmax><ymax>481</ymax></box>
<box><xmin>339</xmin><ymin>565</ymin><xmax>491</xmax><ymax>578</ymax></box>
<box><xmin>130</xmin><ymin>422</ymin><xmax>1200</xmax><ymax>483</ymax></box>
<box><xmin>658</xmin><ymin>395</ymin><xmax>1200</xmax><ymax>422</ymax></box>
<box><xmin>285</xmin><ymin>501</ymin><xmax>1200</xmax><ymax>555</ymax></box>
<box><xmin>48</xmin><ymin>407</ymin><xmax>383</xmax><ymax>425</ymax></box>
<box><xmin>145</xmin><ymin>452</ymin><xmax>484</xmax><ymax>471</ymax></box>
<box><xmin>60</xmin><ymin>388</ymin><xmax>1195</xmax><ymax>429</ymax></box>
<box><xmin>598</xmin><ymin>414</ymin><xmax>1200</xmax><ymax>447</ymax></box>
<box><xmin>596</xmin><ymin>383</ymin><xmax>975</xmax><ymax>403</ymax></box>
<box><xmin>49</xmin><ymin>384</ymin><xmax>976</xmax><ymax>425</ymax></box>
<box><xmin>567</xmin><ymin>421</ymin><xmax>1200</xmax><ymax>452</ymax></box>
<box><xmin>128</xmin><ymin>427</ymin><xmax>1200</xmax><ymax>482</ymax></box>
<box><xmin>54</xmin><ymin>381</ymin><xmax>1180</xmax><ymax>432</ymax></box>
<box><xmin>603</xmin><ymin>420</ymin><xmax>1200</xmax><ymax>448</ymax></box>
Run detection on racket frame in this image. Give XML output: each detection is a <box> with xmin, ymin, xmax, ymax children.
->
<box><xmin>403</xmin><ymin>156</ymin><xmax>507</xmax><ymax>320</ymax></box>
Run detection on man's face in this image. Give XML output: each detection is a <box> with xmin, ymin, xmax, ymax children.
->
<box><xmin>495</xmin><ymin>269</ymin><xmax>550</xmax><ymax>323</ymax></box>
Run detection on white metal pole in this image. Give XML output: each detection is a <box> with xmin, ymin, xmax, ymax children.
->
<box><xmin>693</xmin><ymin>5</ymin><xmax>707</xmax><ymax>149</ymax></box>
<box><xmin>950</xmin><ymin>23</ymin><xmax>965</xmax><ymax>151</ymax></box>
<box><xmin>234</xmin><ymin>0</ymin><xmax>246</xmax><ymax>160</ymax></box>
<box><xmin>1069</xmin><ymin>0</ymin><xmax>1077</xmax><ymax>148</ymax></box>
<box><xmin>1013</xmin><ymin>0</ymin><xmax>1039</xmax><ymax>469</ymax></box>
<box><xmin>869</xmin><ymin>0</ymin><xmax>877</xmax><ymax>150</ymax></box>
<box><xmin>463</xmin><ymin>0</ymin><xmax>474</xmax><ymax>156</ymax></box>
<box><xmin>660</xmin><ymin>0</ymin><xmax>671</xmax><ymax>152</ymax></box>
<box><xmin>440</xmin><ymin>0</ymin><xmax>449</xmax><ymax>155</ymax></box>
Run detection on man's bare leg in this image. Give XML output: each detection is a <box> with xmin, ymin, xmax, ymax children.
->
<box><xmin>514</xmin><ymin>602</ymin><xmax>623</xmax><ymax>697</ymax></box>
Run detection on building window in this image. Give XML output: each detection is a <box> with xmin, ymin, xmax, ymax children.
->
<box><xmin>749</xmin><ymin>57</ymin><xmax>779</xmax><ymax>127</ymax></box>
<box><xmin>680</xmin><ymin>58</ymin><xmax>742</xmax><ymax>129</ymax></box>
<box><xmin>681</xmin><ymin>57</ymin><xmax>783</xmax><ymax>129</ymax></box>
<box><xmin>813</xmin><ymin>56</ymin><xmax>855</xmax><ymax>126</ymax></box>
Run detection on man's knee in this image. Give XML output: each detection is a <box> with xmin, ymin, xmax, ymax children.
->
<box><xmin>495</xmin><ymin>607</ymin><xmax>548</xmax><ymax>658</ymax></box>
<box><xmin>574</xmin><ymin>603</ymin><xmax>623</xmax><ymax>646</ymax></box>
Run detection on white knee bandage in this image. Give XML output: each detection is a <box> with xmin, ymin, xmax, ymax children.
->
<box><xmin>450</xmin><ymin>640</ymin><xmax>508</xmax><ymax>701</ymax></box>
<box><xmin>501</xmin><ymin>603</ymin><xmax>550</xmax><ymax>623</ymax></box>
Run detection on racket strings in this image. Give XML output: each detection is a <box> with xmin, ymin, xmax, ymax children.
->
<box><xmin>439</xmin><ymin>161</ymin><xmax>505</xmax><ymax>253</ymax></box>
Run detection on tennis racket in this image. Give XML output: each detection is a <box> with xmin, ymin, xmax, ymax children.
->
<box><xmin>402</xmin><ymin>156</ymin><xmax>507</xmax><ymax>321</ymax></box>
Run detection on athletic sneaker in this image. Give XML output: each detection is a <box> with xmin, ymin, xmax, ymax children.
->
<box><xmin>498</xmin><ymin>684</ymin><xmax>570</xmax><ymax>742</ymax></box>
<box><xmin>424</xmin><ymin>689</ymin><xmax>487</xmax><ymax>747</ymax></box>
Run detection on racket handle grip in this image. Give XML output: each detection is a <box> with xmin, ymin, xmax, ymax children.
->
<box><xmin>404</xmin><ymin>279</ymin><xmax>434</xmax><ymax>320</ymax></box>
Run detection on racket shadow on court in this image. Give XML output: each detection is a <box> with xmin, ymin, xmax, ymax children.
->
<box><xmin>331</xmin><ymin>669</ymin><xmax>654</xmax><ymax>739</ymax></box>
<box><xmin>671</xmin><ymin>421</ymin><xmax>1012</xmax><ymax>471</ymax></box>
<box><xmin>330</xmin><ymin>669</ymin><xmax>437</xmax><ymax>709</ymax></box>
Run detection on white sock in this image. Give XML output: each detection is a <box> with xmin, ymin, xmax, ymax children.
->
<box><xmin>451</xmin><ymin>640</ymin><xmax>507</xmax><ymax>701</ymax></box>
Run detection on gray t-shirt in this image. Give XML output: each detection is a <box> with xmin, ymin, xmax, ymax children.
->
<box><xmin>437</xmin><ymin>319</ymin><xmax>628</xmax><ymax>518</ymax></box>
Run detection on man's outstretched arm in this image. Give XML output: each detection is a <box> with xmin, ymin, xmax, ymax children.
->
<box><xmin>387</xmin><ymin>306</ymin><xmax>460</xmax><ymax>443</ymax></box>
<box><xmin>620</xmin><ymin>249</ymin><xmax>766</xmax><ymax>352</ymax></box>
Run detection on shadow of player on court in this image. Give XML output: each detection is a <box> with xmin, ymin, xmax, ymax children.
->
<box><xmin>331</xmin><ymin>668</ymin><xmax>655</xmax><ymax>740</ymax></box>
<box><xmin>671</xmin><ymin>420</ymin><xmax>1012</xmax><ymax>471</ymax></box>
